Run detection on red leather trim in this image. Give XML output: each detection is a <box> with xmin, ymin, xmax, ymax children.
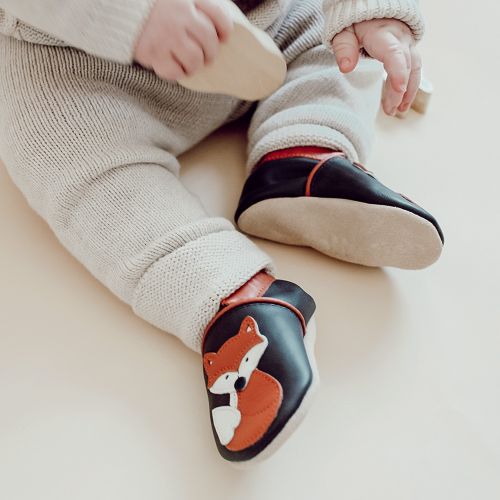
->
<box><xmin>305</xmin><ymin>152</ymin><xmax>345</xmax><ymax>197</ymax></box>
<box><xmin>202</xmin><ymin>297</ymin><xmax>307</xmax><ymax>350</ymax></box>
<box><xmin>255</xmin><ymin>146</ymin><xmax>341</xmax><ymax>170</ymax></box>
<box><xmin>221</xmin><ymin>271</ymin><xmax>275</xmax><ymax>307</ymax></box>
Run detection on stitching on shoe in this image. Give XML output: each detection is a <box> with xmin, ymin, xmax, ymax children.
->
<box><xmin>305</xmin><ymin>153</ymin><xmax>345</xmax><ymax>197</ymax></box>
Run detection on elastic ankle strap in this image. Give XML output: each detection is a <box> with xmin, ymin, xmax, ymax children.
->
<box><xmin>221</xmin><ymin>271</ymin><xmax>275</xmax><ymax>307</ymax></box>
<box><xmin>202</xmin><ymin>297</ymin><xmax>307</xmax><ymax>351</ymax></box>
<box><xmin>255</xmin><ymin>146</ymin><xmax>344</xmax><ymax>170</ymax></box>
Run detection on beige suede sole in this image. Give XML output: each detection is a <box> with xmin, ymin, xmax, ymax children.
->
<box><xmin>231</xmin><ymin>316</ymin><xmax>319</xmax><ymax>469</ymax></box>
<box><xmin>238</xmin><ymin>197</ymin><xmax>443</xmax><ymax>270</ymax></box>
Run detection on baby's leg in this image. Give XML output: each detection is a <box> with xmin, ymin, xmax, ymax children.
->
<box><xmin>0</xmin><ymin>36</ymin><xmax>272</xmax><ymax>352</ymax></box>
<box><xmin>247</xmin><ymin>0</ymin><xmax>383</xmax><ymax>168</ymax></box>
<box><xmin>238</xmin><ymin>0</ymin><xmax>443</xmax><ymax>269</ymax></box>
<box><xmin>0</xmin><ymin>36</ymin><xmax>319</xmax><ymax>463</ymax></box>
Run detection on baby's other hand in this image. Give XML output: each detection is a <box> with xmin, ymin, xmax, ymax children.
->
<box><xmin>134</xmin><ymin>0</ymin><xmax>234</xmax><ymax>81</ymax></box>
<box><xmin>332</xmin><ymin>19</ymin><xmax>421</xmax><ymax>115</ymax></box>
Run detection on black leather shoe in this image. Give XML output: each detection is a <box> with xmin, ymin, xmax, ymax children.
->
<box><xmin>236</xmin><ymin>147</ymin><xmax>444</xmax><ymax>269</ymax></box>
<box><xmin>202</xmin><ymin>273</ymin><xmax>318</xmax><ymax>465</ymax></box>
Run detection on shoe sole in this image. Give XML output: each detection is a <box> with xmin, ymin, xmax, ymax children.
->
<box><xmin>231</xmin><ymin>315</ymin><xmax>319</xmax><ymax>468</ymax></box>
<box><xmin>238</xmin><ymin>197</ymin><xmax>443</xmax><ymax>270</ymax></box>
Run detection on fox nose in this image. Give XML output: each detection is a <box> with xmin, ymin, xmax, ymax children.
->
<box><xmin>234</xmin><ymin>376</ymin><xmax>246</xmax><ymax>391</ymax></box>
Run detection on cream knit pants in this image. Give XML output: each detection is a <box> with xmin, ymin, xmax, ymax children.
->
<box><xmin>0</xmin><ymin>0</ymin><xmax>383</xmax><ymax>352</ymax></box>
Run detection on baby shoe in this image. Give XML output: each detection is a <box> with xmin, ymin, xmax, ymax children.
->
<box><xmin>235</xmin><ymin>147</ymin><xmax>444</xmax><ymax>270</ymax></box>
<box><xmin>202</xmin><ymin>272</ymin><xmax>318</xmax><ymax>465</ymax></box>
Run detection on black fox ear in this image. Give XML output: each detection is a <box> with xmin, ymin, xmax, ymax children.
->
<box><xmin>241</xmin><ymin>316</ymin><xmax>258</xmax><ymax>334</ymax></box>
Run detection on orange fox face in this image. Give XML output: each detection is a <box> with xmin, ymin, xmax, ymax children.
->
<box><xmin>203</xmin><ymin>316</ymin><xmax>283</xmax><ymax>451</ymax></box>
<box><xmin>203</xmin><ymin>316</ymin><xmax>268</xmax><ymax>393</ymax></box>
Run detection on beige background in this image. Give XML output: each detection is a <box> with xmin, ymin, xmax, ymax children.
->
<box><xmin>1</xmin><ymin>1</ymin><xmax>499</xmax><ymax>499</ymax></box>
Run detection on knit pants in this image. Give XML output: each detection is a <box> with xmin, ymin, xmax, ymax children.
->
<box><xmin>0</xmin><ymin>0</ymin><xmax>383</xmax><ymax>352</ymax></box>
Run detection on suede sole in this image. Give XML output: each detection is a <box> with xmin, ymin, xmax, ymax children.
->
<box><xmin>231</xmin><ymin>315</ymin><xmax>319</xmax><ymax>468</ymax></box>
<box><xmin>238</xmin><ymin>197</ymin><xmax>443</xmax><ymax>270</ymax></box>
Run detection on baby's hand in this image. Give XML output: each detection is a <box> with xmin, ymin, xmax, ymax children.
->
<box><xmin>134</xmin><ymin>0</ymin><xmax>234</xmax><ymax>80</ymax></box>
<box><xmin>332</xmin><ymin>19</ymin><xmax>421</xmax><ymax>115</ymax></box>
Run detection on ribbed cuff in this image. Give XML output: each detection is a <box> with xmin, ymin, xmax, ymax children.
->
<box><xmin>247</xmin><ymin>123</ymin><xmax>364</xmax><ymax>172</ymax></box>
<box><xmin>132</xmin><ymin>228</ymin><xmax>275</xmax><ymax>353</ymax></box>
<box><xmin>322</xmin><ymin>0</ymin><xmax>425</xmax><ymax>50</ymax></box>
<box><xmin>79</xmin><ymin>0</ymin><xmax>157</xmax><ymax>64</ymax></box>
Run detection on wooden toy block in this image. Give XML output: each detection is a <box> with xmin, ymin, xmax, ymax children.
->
<box><xmin>177</xmin><ymin>0</ymin><xmax>287</xmax><ymax>101</ymax></box>
<box><xmin>411</xmin><ymin>76</ymin><xmax>433</xmax><ymax>114</ymax></box>
<box><xmin>179</xmin><ymin>0</ymin><xmax>433</xmax><ymax>113</ymax></box>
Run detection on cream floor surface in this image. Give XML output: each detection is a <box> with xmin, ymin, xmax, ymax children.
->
<box><xmin>1</xmin><ymin>1</ymin><xmax>499</xmax><ymax>499</ymax></box>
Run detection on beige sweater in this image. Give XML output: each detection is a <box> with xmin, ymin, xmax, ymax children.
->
<box><xmin>0</xmin><ymin>0</ymin><xmax>424</xmax><ymax>65</ymax></box>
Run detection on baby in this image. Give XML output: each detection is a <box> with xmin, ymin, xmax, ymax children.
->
<box><xmin>0</xmin><ymin>0</ymin><xmax>443</xmax><ymax>464</ymax></box>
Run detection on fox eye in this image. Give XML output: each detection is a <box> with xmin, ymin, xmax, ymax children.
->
<box><xmin>225</xmin><ymin>374</ymin><xmax>229</xmax><ymax>379</ymax></box>
<box><xmin>245</xmin><ymin>357</ymin><xmax>249</xmax><ymax>362</ymax></box>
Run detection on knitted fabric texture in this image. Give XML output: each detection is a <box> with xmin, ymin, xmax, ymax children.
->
<box><xmin>0</xmin><ymin>35</ymin><xmax>273</xmax><ymax>353</ymax></box>
<box><xmin>0</xmin><ymin>0</ymin><xmax>424</xmax><ymax>65</ymax></box>
<box><xmin>234</xmin><ymin>0</ymin><xmax>267</xmax><ymax>13</ymax></box>
<box><xmin>1</xmin><ymin>0</ymin><xmax>383</xmax><ymax>352</ymax></box>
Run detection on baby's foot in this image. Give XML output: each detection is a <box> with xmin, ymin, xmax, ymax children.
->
<box><xmin>202</xmin><ymin>271</ymin><xmax>318</xmax><ymax>465</ymax></box>
<box><xmin>236</xmin><ymin>147</ymin><xmax>444</xmax><ymax>269</ymax></box>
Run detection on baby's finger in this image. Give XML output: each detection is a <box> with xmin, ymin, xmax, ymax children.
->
<box><xmin>398</xmin><ymin>48</ymin><xmax>422</xmax><ymax>112</ymax></box>
<box><xmin>187</xmin><ymin>10</ymin><xmax>220</xmax><ymax>64</ymax></box>
<box><xmin>382</xmin><ymin>83</ymin><xmax>404</xmax><ymax>115</ymax></box>
<box><xmin>372</xmin><ymin>33</ymin><xmax>410</xmax><ymax>114</ymax></box>
<box><xmin>331</xmin><ymin>27</ymin><xmax>360</xmax><ymax>73</ymax></box>
<box><xmin>153</xmin><ymin>54</ymin><xmax>187</xmax><ymax>81</ymax></box>
<box><xmin>195</xmin><ymin>0</ymin><xmax>234</xmax><ymax>42</ymax></box>
<box><xmin>173</xmin><ymin>34</ymin><xmax>205</xmax><ymax>75</ymax></box>
<box><xmin>367</xmin><ymin>30</ymin><xmax>409</xmax><ymax>99</ymax></box>
<box><xmin>381</xmin><ymin>77</ymin><xmax>398</xmax><ymax>115</ymax></box>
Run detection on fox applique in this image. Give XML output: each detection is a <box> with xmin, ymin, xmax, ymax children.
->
<box><xmin>203</xmin><ymin>316</ymin><xmax>283</xmax><ymax>451</ymax></box>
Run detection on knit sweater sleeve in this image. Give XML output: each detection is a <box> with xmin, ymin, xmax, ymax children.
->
<box><xmin>322</xmin><ymin>0</ymin><xmax>425</xmax><ymax>50</ymax></box>
<box><xmin>0</xmin><ymin>0</ymin><xmax>156</xmax><ymax>64</ymax></box>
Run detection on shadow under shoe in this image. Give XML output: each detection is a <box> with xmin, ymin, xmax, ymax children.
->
<box><xmin>235</xmin><ymin>148</ymin><xmax>444</xmax><ymax>270</ymax></box>
<box><xmin>202</xmin><ymin>279</ymin><xmax>317</xmax><ymax>464</ymax></box>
